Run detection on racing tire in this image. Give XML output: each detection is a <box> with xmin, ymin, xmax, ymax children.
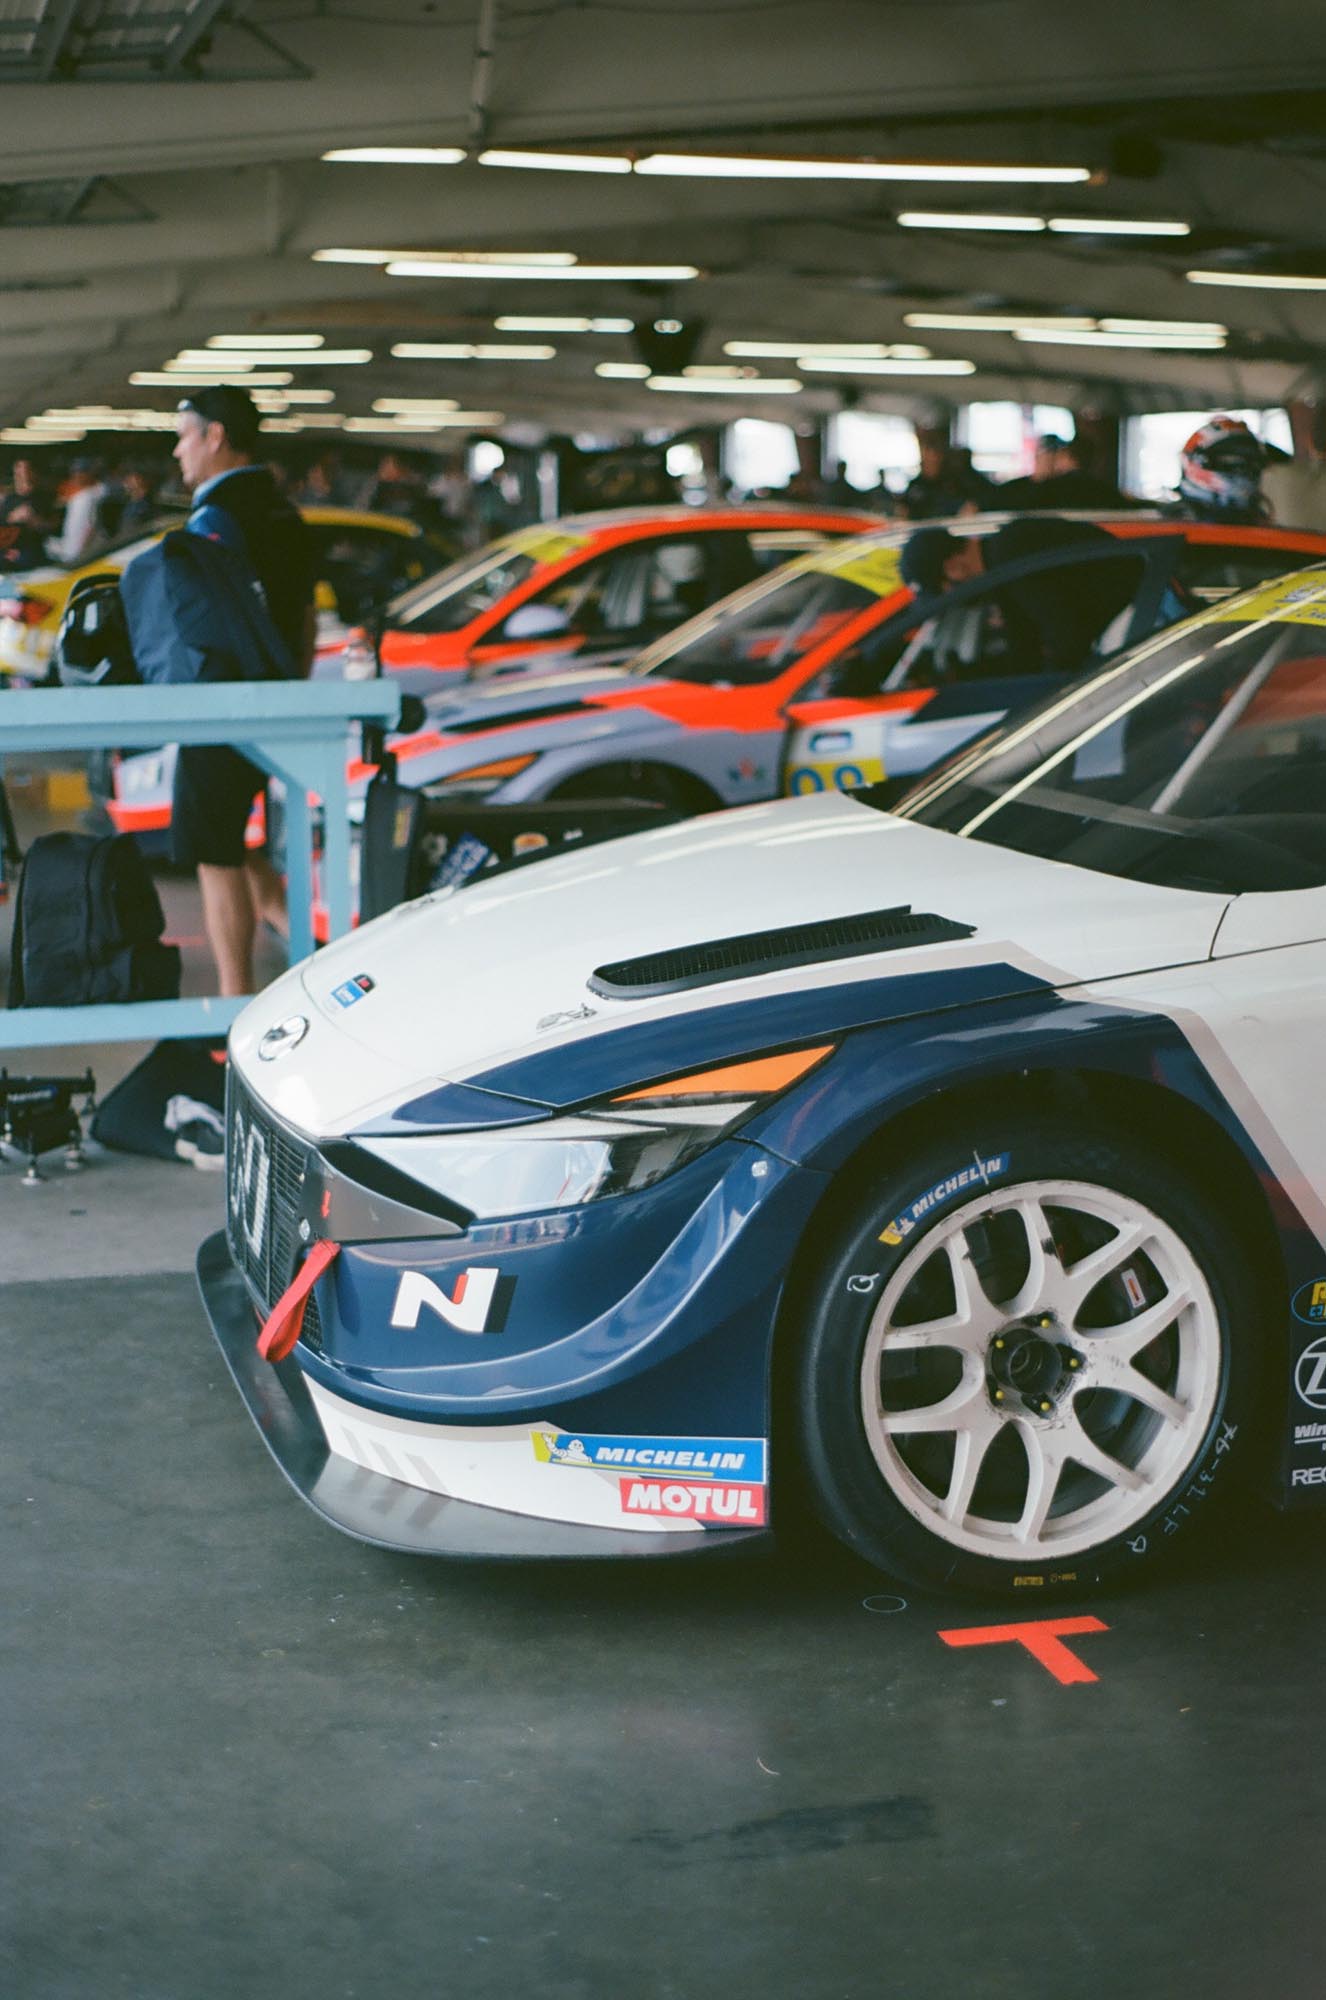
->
<box><xmin>794</xmin><ymin>1114</ymin><xmax>1260</xmax><ymax>1598</ymax></box>
<box><xmin>548</xmin><ymin>760</ymin><xmax>716</xmax><ymax>816</ymax></box>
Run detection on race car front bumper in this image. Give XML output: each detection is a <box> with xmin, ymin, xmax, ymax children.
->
<box><xmin>197</xmin><ymin>1230</ymin><xmax>770</xmax><ymax>1561</ymax></box>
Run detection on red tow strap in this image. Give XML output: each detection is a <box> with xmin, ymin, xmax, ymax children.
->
<box><xmin>256</xmin><ymin>1240</ymin><xmax>340</xmax><ymax>1363</ymax></box>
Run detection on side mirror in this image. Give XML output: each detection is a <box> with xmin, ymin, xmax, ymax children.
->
<box><xmin>502</xmin><ymin>601</ymin><xmax>571</xmax><ymax>642</ymax></box>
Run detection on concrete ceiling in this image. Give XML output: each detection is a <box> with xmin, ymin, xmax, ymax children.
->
<box><xmin>2</xmin><ymin>0</ymin><xmax>1325</xmax><ymax>440</ymax></box>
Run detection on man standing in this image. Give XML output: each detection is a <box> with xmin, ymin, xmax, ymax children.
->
<box><xmin>172</xmin><ymin>385</ymin><xmax>317</xmax><ymax>995</ymax></box>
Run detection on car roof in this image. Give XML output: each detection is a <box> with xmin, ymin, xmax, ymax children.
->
<box><xmin>540</xmin><ymin>503</ymin><xmax>879</xmax><ymax>534</ymax></box>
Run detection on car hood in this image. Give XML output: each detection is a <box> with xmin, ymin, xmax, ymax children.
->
<box><xmin>418</xmin><ymin>661</ymin><xmax>642</xmax><ymax>732</ymax></box>
<box><xmin>230</xmin><ymin>791</ymin><xmax>1227</xmax><ymax>1135</ymax></box>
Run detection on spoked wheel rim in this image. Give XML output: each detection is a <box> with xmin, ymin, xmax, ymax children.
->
<box><xmin>859</xmin><ymin>1177</ymin><xmax>1223</xmax><ymax>1561</ymax></box>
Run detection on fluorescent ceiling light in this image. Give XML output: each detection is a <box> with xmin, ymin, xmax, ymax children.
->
<box><xmin>261</xmin><ymin>418</ymin><xmax>309</xmax><ymax>431</ymax></box>
<box><xmin>904</xmin><ymin>311</ymin><xmax>1097</xmax><ymax>332</ymax></box>
<box><xmin>312</xmin><ymin>248</ymin><xmax>396</xmax><ymax>264</ymax></box>
<box><xmin>1186</xmin><ymin>268</ymin><xmax>1326</xmax><ymax>291</ymax></box>
<box><xmin>131</xmin><ymin>370</ymin><xmax>294</xmax><ymax>386</ymax></box>
<box><xmin>5</xmin><ymin>427</ymin><xmax>83</xmax><ymax>442</ymax></box>
<box><xmin>386</xmin><ymin>259</ymin><xmax>699</xmax><ymax>281</ymax></box>
<box><xmin>172</xmin><ymin>348</ymin><xmax>372</xmax><ymax>366</ymax></box>
<box><xmin>1099</xmin><ymin>317</ymin><xmax>1227</xmax><ymax>336</ymax></box>
<box><xmin>389</xmin><ymin>249</ymin><xmax>579</xmax><ymax>266</ymax></box>
<box><xmin>798</xmin><ymin>356</ymin><xmax>977</xmax><ymax>375</ymax></box>
<box><xmin>647</xmin><ymin>374</ymin><xmax>802</xmax><ymax>393</ymax></box>
<box><xmin>390</xmin><ymin>342</ymin><xmax>556</xmax><ymax>360</ymax></box>
<box><xmin>343</xmin><ymin>412</ymin><xmax>504</xmax><ymax>430</ymax></box>
<box><xmin>323</xmin><ymin>147</ymin><xmax>465</xmax><ymax>164</ymax></box>
<box><xmin>897</xmin><ymin>211</ymin><xmax>1045</xmax><ymax>231</ymax></box>
<box><xmin>634</xmin><ymin>153</ymin><xmax>1091</xmax><ymax>184</ymax></box>
<box><xmin>206</xmin><ymin>334</ymin><xmax>325</xmax><ymax>349</ymax></box>
<box><xmin>495</xmin><ymin>316</ymin><xmax>634</xmax><ymax>333</ymax></box>
<box><xmin>595</xmin><ymin>361</ymin><xmax>650</xmax><ymax>379</ymax></box>
<box><xmin>479</xmin><ymin>148</ymin><xmax>632</xmax><ymax>174</ymax></box>
<box><xmin>683</xmin><ymin>364</ymin><xmax>756</xmax><ymax>378</ymax></box>
<box><xmin>372</xmin><ymin>397</ymin><xmax>462</xmax><ymax>412</ymax></box>
<box><xmin>722</xmin><ymin>339</ymin><xmax>927</xmax><ymax>359</ymax></box>
<box><xmin>267</xmin><ymin>387</ymin><xmax>337</xmax><ymax>404</ymax></box>
<box><xmin>1013</xmin><ymin>327</ymin><xmax>1225</xmax><ymax>348</ymax></box>
<box><xmin>1047</xmin><ymin>216</ymin><xmax>1190</xmax><ymax>236</ymax></box>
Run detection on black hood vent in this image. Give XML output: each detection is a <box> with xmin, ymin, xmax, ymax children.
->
<box><xmin>437</xmin><ymin>700</ymin><xmax>593</xmax><ymax>736</ymax></box>
<box><xmin>589</xmin><ymin>906</ymin><xmax>975</xmax><ymax>999</ymax></box>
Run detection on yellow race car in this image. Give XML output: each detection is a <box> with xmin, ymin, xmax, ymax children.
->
<box><xmin>0</xmin><ymin>505</ymin><xmax>455</xmax><ymax>683</ymax></box>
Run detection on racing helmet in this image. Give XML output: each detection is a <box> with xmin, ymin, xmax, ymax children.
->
<box><xmin>1178</xmin><ymin>416</ymin><xmax>1269</xmax><ymax>517</ymax></box>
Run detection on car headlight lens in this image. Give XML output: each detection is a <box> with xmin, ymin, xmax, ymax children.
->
<box><xmin>355</xmin><ymin>1044</ymin><xmax>834</xmax><ymax>1219</ymax></box>
<box><xmin>432</xmin><ymin>752</ymin><xmax>538</xmax><ymax>795</ymax></box>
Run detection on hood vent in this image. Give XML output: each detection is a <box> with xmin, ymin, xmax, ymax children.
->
<box><xmin>589</xmin><ymin>906</ymin><xmax>975</xmax><ymax>999</ymax></box>
<box><xmin>439</xmin><ymin>700</ymin><xmax>593</xmax><ymax>736</ymax></box>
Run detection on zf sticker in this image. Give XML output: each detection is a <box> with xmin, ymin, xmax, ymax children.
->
<box><xmin>880</xmin><ymin>1154</ymin><xmax>1010</xmax><ymax>1247</ymax></box>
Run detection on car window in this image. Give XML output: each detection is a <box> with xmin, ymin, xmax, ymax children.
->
<box><xmin>802</xmin><ymin>545</ymin><xmax>1154</xmax><ymax>702</ymax></box>
<box><xmin>890</xmin><ymin>588</ymin><xmax>1326</xmax><ymax>895</ymax></box>
<box><xmin>493</xmin><ymin>533</ymin><xmax>760</xmax><ymax>645</ymax></box>
<box><xmin>309</xmin><ymin>525</ymin><xmax>426</xmax><ymax>619</ymax></box>
<box><xmin>649</xmin><ymin>567</ymin><xmax>881</xmax><ymax>686</ymax></box>
<box><xmin>390</xmin><ymin>540</ymin><xmax>542</xmax><ymax>634</ymax></box>
<box><xmin>1177</xmin><ymin>541</ymin><xmax>1318</xmax><ymax>606</ymax></box>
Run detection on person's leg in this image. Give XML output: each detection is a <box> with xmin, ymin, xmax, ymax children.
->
<box><xmin>172</xmin><ymin>745</ymin><xmax>267</xmax><ymax>996</ymax></box>
<box><xmin>245</xmin><ymin>852</ymin><xmax>288</xmax><ymax>940</ymax></box>
<box><xmin>197</xmin><ymin>862</ymin><xmax>257</xmax><ymax>996</ymax></box>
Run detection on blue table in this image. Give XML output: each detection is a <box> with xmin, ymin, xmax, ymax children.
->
<box><xmin>0</xmin><ymin>680</ymin><xmax>399</xmax><ymax>1051</ymax></box>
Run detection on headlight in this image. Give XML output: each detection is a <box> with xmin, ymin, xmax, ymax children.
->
<box><xmin>431</xmin><ymin>752</ymin><xmax>538</xmax><ymax>795</ymax></box>
<box><xmin>355</xmin><ymin>1044</ymin><xmax>834</xmax><ymax>1219</ymax></box>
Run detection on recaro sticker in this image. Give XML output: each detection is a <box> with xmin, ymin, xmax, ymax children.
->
<box><xmin>879</xmin><ymin>1154</ymin><xmax>1010</xmax><ymax>1247</ymax></box>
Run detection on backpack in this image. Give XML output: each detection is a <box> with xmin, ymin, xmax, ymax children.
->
<box><xmin>7</xmin><ymin>831</ymin><xmax>180</xmax><ymax>1008</ymax></box>
<box><xmin>54</xmin><ymin>571</ymin><xmax>139</xmax><ymax>688</ymax></box>
<box><xmin>117</xmin><ymin>527</ymin><xmax>295</xmax><ymax>687</ymax></box>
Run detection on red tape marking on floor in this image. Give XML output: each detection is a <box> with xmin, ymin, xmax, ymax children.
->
<box><xmin>937</xmin><ymin>1616</ymin><xmax>1109</xmax><ymax>1685</ymax></box>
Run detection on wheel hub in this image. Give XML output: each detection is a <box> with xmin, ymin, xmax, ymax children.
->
<box><xmin>988</xmin><ymin>1321</ymin><xmax>1081</xmax><ymax>1416</ymax></box>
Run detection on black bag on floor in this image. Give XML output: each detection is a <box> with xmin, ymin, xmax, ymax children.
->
<box><xmin>118</xmin><ymin>528</ymin><xmax>295</xmax><ymax>686</ymax></box>
<box><xmin>91</xmin><ymin>1038</ymin><xmax>225</xmax><ymax>1163</ymax></box>
<box><xmin>7</xmin><ymin>831</ymin><xmax>180</xmax><ymax>1007</ymax></box>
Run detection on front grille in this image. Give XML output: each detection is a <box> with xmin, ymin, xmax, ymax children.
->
<box><xmin>226</xmin><ymin>1069</ymin><xmax>315</xmax><ymax>1314</ymax></box>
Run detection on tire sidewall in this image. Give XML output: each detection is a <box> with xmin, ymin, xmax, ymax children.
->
<box><xmin>794</xmin><ymin>1114</ymin><xmax>1258</xmax><ymax>1598</ymax></box>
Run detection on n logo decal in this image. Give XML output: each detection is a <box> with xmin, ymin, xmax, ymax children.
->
<box><xmin>390</xmin><ymin>1267</ymin><xmax>508</xmax><ymax>1336</ymax></box>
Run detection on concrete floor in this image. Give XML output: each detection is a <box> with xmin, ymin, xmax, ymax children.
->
<box><xmin>2</xmin><ymin>759</ymin><xmax>1323</xmax><ymax>1999</ymax></box>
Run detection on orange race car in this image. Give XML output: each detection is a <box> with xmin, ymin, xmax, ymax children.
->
<box><xmin>328</xmin><ymin>503</ymin><xmax>879</xmax><ymax>682</ymax></box>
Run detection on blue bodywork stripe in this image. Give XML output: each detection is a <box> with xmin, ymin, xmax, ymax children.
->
<box><xmin>383</xmin><ymin>960</ymin><xmax>1050</xmax><ymax>1123</ymax></box>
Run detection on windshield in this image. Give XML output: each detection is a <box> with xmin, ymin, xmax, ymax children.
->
<box><xmin>638</xmin><ymin>541</ymin><xmax>905</xmax><ymax>687</ymax></box>
<box><xmin>886</xmin><ymin>576</ymin><xmax>1326</xmax><ymax>896</ymax></box>
<box><xmin>385</xmin><ymin>537</ymin><xmax>542</xmax><ymax>635</ymax></box>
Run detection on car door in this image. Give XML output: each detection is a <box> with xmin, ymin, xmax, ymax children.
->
<box><xmin>781</xmin><ymin>533</ymin><xmax>1183</xmax><ymax>795</ymax></box>
<box><xmin>470</xmin><ymin>532</ymin><xmax>754</xmax><ymax>675</ymax></box>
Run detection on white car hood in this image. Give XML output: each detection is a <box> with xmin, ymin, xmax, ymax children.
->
<box><xmin>230</xmin><ymin>790</ymin><xmax>1227</xmax><ymax>1136</ymax></box>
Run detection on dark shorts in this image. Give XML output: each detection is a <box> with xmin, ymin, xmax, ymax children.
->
<box><xmin>171</xmin><ymin>744</ymin><xmax>266</xmax><ymax>869</ymax></box>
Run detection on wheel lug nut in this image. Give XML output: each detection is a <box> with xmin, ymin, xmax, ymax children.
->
<box><xmin>992</xmin><ymin>1388</ymin><xmax>1005</xmax><ymax>1403</ymax></box>
<box><xmin>993</xmin><ymin>1337</ymin><xmax>1006</xmax><ymax>1350</ymax></box>
<box><xmin>1067</xmin><ymin>1356</ymin><xmax>1082</xmax><ymax>1371</ymax></box>
<box><xmin>1039</xmin><ymin>1399</ymin><xmax>1053</xmax><ymax>1414</ymax></box>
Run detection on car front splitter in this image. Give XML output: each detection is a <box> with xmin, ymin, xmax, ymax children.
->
<box><xmin>196</xmin><ymin>1230</ymin><xmax>770</xmax><ymax>1562</ymax></box>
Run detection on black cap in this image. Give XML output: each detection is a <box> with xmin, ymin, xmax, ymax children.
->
<box><xmin>900</xmin><ymin>527</ymin><xmax>962</xmax><ymax>597</ymax></box>
<box><xmin>176</xmin><ymin>383</ymin><xmax>261</xmax><ymax>452</ymax></box>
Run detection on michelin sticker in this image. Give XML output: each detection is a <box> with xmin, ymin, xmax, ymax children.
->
<box><xmin>531</xmin><ymin>1431</ymin><xmax>767</xmax><ymax>1484</ymax></box>
<box><xmin>879</xmin><ymin>1154</ymin><xmax>1010</xmax><ymax>1247</ymax></box>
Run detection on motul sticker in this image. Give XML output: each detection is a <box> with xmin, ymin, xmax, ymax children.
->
<box><xmin>619</xmin><ymin>1478</ymin><xmax>767</xmax><ymax>1524</ymax></box>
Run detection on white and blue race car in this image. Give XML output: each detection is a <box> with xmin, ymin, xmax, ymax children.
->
<box><xmin>202</xmin><ymin>566</ymin><xmax>1326</xmax><ymax>1596</ymax></box>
